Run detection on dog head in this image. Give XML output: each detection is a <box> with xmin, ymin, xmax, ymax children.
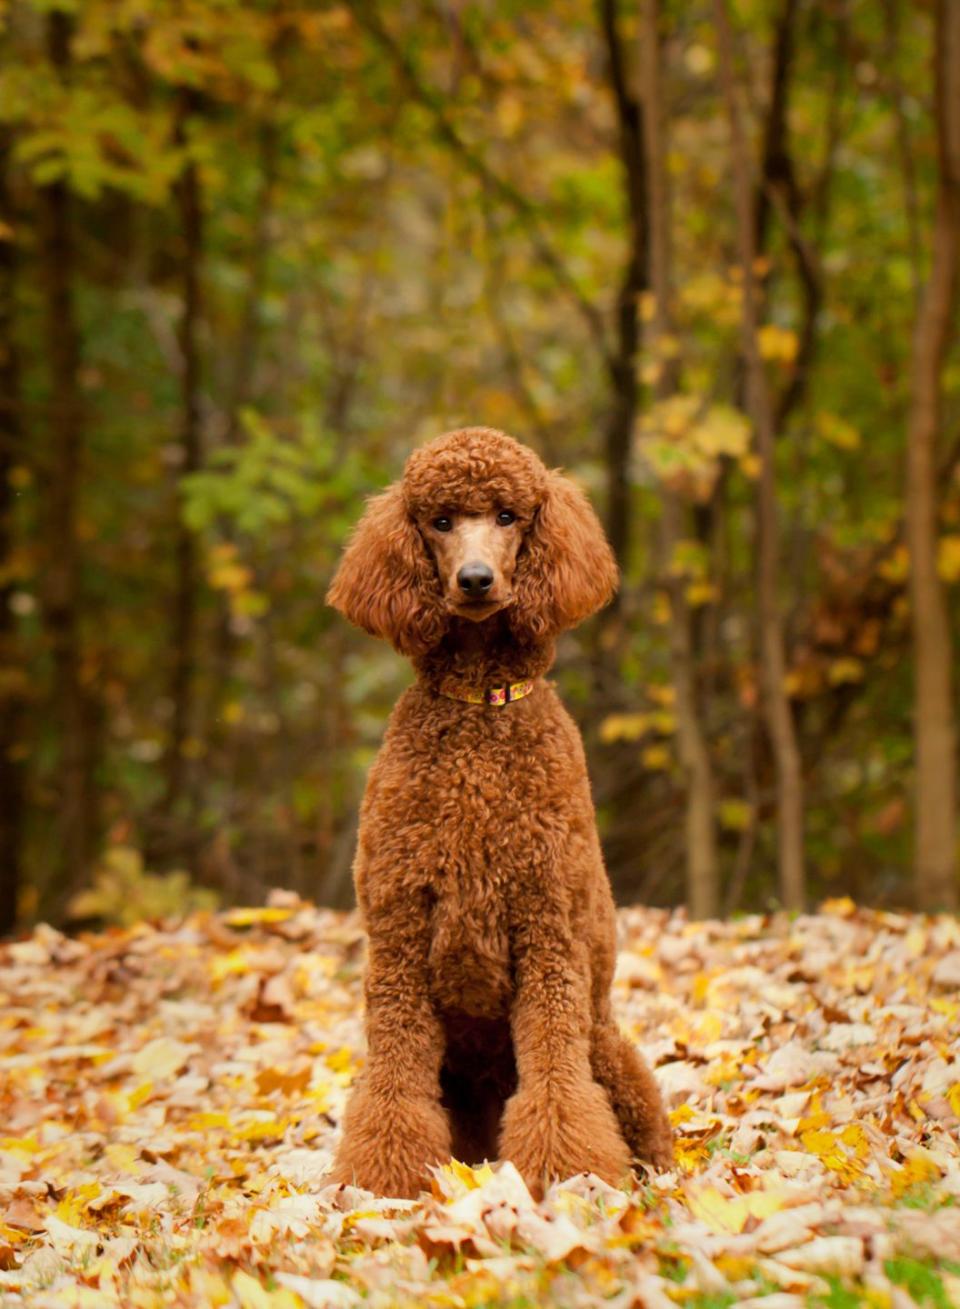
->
<box><xmin>327</xmin><ymin>427</ymin><xmax>618</xmax><ymax>654</ymax></box>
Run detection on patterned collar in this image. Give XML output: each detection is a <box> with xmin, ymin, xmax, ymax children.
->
<box><xmin>438</xmin><ymin>679</ymin><xmax>535</xmax><ymax>707</ymax></box>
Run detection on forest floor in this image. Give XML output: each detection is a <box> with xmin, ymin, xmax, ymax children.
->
<box><xmin>1</xmin><ymin>898</ymin><xmax>959</xmax><ymax>1308</ymax></box>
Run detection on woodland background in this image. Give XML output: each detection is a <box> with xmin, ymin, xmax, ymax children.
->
<box><xmin>1</xmin><ymin>0</ymin><xmax>959</xmax><ymax>935</ymax></box>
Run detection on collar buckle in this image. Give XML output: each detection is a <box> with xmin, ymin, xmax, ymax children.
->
<box><xmin>441</xmin><ymin>679</ymin><xmax>535</xmax><ymax>707</ymax></box>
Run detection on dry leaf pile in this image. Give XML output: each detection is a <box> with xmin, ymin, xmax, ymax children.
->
<box><xmin>1</xmin><ymin>896</ymin><xmax>959</xmax><ymax>1307</ymax></box>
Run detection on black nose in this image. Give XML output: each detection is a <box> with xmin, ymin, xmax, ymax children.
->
<box><xmin>457</xmin><ymin>561</ymin><xmax>494</xmax><ymax>597</ymax></box>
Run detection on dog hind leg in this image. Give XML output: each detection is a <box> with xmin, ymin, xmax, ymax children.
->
<box><xmin>590</xmin><ymin>1021</ymin><xmax>674</xmax><ymax>1170</ymax></box>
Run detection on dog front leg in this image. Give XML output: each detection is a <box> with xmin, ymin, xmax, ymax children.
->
<box><xmin>331</xmin><ymin>893</ymin><xmax>451</xmax><ymax>1197</ymax></box>
<box><xmin>499</xmin><ymin>898</ymin><xmax>630</xmax><ymax>1198</ymax></box>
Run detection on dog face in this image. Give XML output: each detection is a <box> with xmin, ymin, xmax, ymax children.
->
<box><xmin>420</xmin><ymin>507</ymin><xmax>527</xmax><ymax>622</ymax></box>
<box><xmin>327</xmin><ymin>427</ymin><xmax>618</xmax><ymax>653</ymax></box>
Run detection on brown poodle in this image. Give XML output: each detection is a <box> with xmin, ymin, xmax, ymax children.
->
<box><xmin>326</xmin><ymin>427</ymin><xmax>673</xmax><ymax>1199</ymax></box>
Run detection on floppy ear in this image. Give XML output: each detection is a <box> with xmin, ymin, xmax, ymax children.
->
<box><xmin>326</xmin><ymin>484</ymin><xmax>448</xmax><ymax>655</ymax></box>
<box><xmin>508</xmin><ymin>470</ymin><xmax>619</xmax><ymax>641</ymax></box>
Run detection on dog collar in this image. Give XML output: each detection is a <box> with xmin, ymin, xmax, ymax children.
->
<box><xmin>439</xmin><ymin>679</ymin><xmax>535</xmax><ymax>707</ymax></box>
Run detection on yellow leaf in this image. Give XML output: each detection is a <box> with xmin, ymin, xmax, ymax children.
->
<box><xmin>886</xmin><ymin>1150</ymin><xmax>942</xmax><ymax>1197</ymax></box>
<box><xmin>642</xmin><ymin>745</ymin><xmax>671</xmax><ymax>771</ymax></box>
<box><xmin>131</xmin><ymin>1037</ymin><xmax>191</xmax><ymax>1081</ymax></box>
<box><xmin>839</xmin><ymin>1123</ymin><xmax>870</xmax><ymax>1158</ymax></box>
<box><xmin>189</xmin><ymin>1112</ymin><xmax>231</xmax><ymax>1131</ymax></box>
<box><xmin>232</xmin><ymin>1270</ymin><xmax>302</xmax><ymax>1309</ymax></box>
<box><xmin>828</xmin><ymin>657</ymin><xmax>864</xmax><ymax>686</ymax></box>
<box><xmin>0</xmin><ymin>1221</ymin><xmax>28</xmax><ymax>1245</ymax></box>
<box><xmin>439</xmin><ymin>1159</ymin><xmax>496</xmax><ymax>1191</ymax></box>
<box><xmin>685</xmin><ymin>43</ymin><xmax>715</xmax><ymax>75</ymax></box>
<box><xmin>816</xmin><ymin>411</ymin><xmax>861</xmax><ymax>451</ymax></box>
<box><xmin>496</xmin><ymin>94</ymin><xmax>524</xmax><ymax>136</ymax></box>
<box><xmin>132</xmin><ymin>1082</ymin><xmax>156</xmax><ymax>1112</ymax></box>
<box><xmin>210</xmin><ymin>948</ymin><xmax>250</xmax><ymax>981</ymax></box>
<box><xmin>800</xmin><ymin>1128</ymin><xmax>865</xmax><ymax>1181</ymax></box>
<box><xmin>599</xmin><ymin>713</ymin><xmax>649</xmax><ymax>744</ymax></box>
<box><xmin>648</xmin><ymin>684</ymin><xmax>676</xmax><ymax>707</ymax></box>
<box><xmin>325</xmin><ymin>1046</ymin><xmax>356</xmax><ymax>1076</ymax></box>
<box><xmin>55</xmin><ymin>1183</ymin><xmax>101</xmax><ymax>1226</ymax></box>
<box><xmin>931</xmin><ymin>997</ymin><xmax>959</xmax><ymax>1022</ymax></box>
<box><xmin>937</xmin><ymin>535</ymin><xmax>960</xmax><ymax>583</ymax></box>
<box><xmin>222</xmin><ymin>700</ymin><xmax>245</xmax><ymax>725</ymax></box>
<box><xmin>224</xmin><ymin>906</ymin><xmax>295</xmax><ymax>927</ymax></box>
<box><xmin>237</xmin><ymin>1118</ymin><xmax>286</xmax><ymax>1142</ymax></box>
<box><xmin>757</xmin><ymin>323</ymin><xmax>799</xmax><ymax>364</ymax></box>
<box><xmin>638</xmin><ymin>291</ymin><xmax>657</xmax><ymax>322</ymax></box>
<box><xmin>686</xmin><ymin>581</ymin><xmax>718</xmax><ymax>607</ymax></box>
<box><xmin>649</xmin><ymin>709</ymin><xmax>676</xmax><ymax>734</ymax></box>
<box><xmin>0</xmin><ymin>1136</ymin><xmax>41</xmax><ymax>1156</ymax></box>
<box><xmin>674</xmin><ymin>1138</ymin><xmax>710</xmax><ymax>1171</ymax></box>
<box><xmin>718</xmin><ymin>798</ymin><xmax>752</xmax><ymax>832</ymax></box>
<box><xmin>190</xmin><ymin>1269</ymin><xmax>232</xmax><ymax>1305</ymax></box>
<box><xmin>689</xmin><ymin>1186</ymin><xmax>785</xmax><ymax>1234</ymax></box>
<box><xmin>821</xmin><ymin>897</ymin><xmax>857</xmax><ymax>918</ymax></box>
<box><xmin>693</xmin><ymin>405</ymin><xmax>751</xmax><ymax>458</ymax></box>
<box><xmin>698</xmin><ymin>1015</ymin><xmax>725</xmax><ymax>1049</ymax></box>
<box><xmin>208</xmin><ymin>560</ymin><xmax>253</xmax><ymax>593</ymax></box>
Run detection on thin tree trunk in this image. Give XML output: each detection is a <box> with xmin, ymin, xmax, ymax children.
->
<box><xmin>598</xmin><ymin>0</ymin><xmax>647</xmax><ymax>574</ymax></box>
<box><xmin>0</xmin><ymin>131</ymin><xmax>24</xmax><ymax>936</ymax></box>
<box><xmin>38</xmin><ymin>13</ymin><xmax>94</xmax><ymax>901</ymax></box>
<box><xmin>715</xmin><ymin>0</ymin><xmax>806</xmax><ymax>911</ymax></box>
<box><xmin>642</xmin><ymin>0</ymin><xmax>719</xmax><ymax>918</ymax></box>
<box><xmin>907</xmin><ymin>0</ymin><xmax>959</xmax><ymax>911</ymax></box>
<box><xmin>203</xmin><ymin>112</ymin><xmax>280</xmax><ymax>797</ymax></box>
<box><xmin>222</xmin><ymin>117</ymin><xmax>279</xmax><ymax>446</ymax></box>
<box><xmin>162</xmin><ymin>91</ymin><xmax>204</xmax><ymax>827</ymax></box>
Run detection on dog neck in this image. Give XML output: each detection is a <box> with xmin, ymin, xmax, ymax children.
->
<box><xmin>413</xmin><ymin>613</ymin><xmax>555</xmax><ymax>701</ymax></box>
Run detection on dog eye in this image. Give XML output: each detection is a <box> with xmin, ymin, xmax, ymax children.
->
<box><xmin>432</xmin><ymin>516</ymin><xmax>453</xmax><ymax>532</ymax></box>
<box><xmin>496</xmin><ymin>510</ymin><xmax>516</xmax><ymax>526</ymax></box>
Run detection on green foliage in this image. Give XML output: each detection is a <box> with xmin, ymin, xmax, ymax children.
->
<box><xmin>0</xmin><ymin>0</ymin><xmax>956</xmax><ymax>921</ymax></box>
<box><xmin>68</xmin><ymin>846</ymin><xmax>218</xmax><ymax>927</ymax></box>
<box><xmin>183</xmin><ymin>410</ymin><xmax>367</xmax><ymax>536</ymax></box>
<box><xmin>884</xmin><ymin>1257</ymin><xmax>954</xmax><ymax>1309</ymax></box>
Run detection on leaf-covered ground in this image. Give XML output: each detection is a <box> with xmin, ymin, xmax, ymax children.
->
<box><xmin>1</xmin><ymin>897</ymin><xmax>960</xmax><ymax>1308</ymax></box>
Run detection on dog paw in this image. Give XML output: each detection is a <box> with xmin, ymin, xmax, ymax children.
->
<box><xmin>636</xmin><ymin>1117</ymin><xmax>675</xmax><ymax>1171</ymax></box>
<box><xmin>499</xmin><ymin>1082</ymin><xmax>631</xmax><ymax>1199</ymax></box>
<box><xmin>332</xmin><ymin>1089</ymin><xmax>452</xmax><ymax>1198</ymax></box>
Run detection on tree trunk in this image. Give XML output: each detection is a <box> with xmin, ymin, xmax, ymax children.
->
<box><xmin>161</xmin><ymin>91</ymin><xmax>205</xmax><ymax>831</ymax></box>
<box><xmin>222</xmin><ymin>116</ymin><xmax>279</xmax><ymax>447</ymax></box>
<box><xmin>642</xmin><ymin>0</ymin><xmax>719</xmax><ymax>918</ymax></box>
<box><xmin>598</xmin><ymin>0</ymin><xmax>647</xmax><ymax>574</ymax></box>
<box><xmin>0</xmin><ymin>131</ymin><xmax>24</xmax><ymax>936</ymax></box>
<box><xmin>715</xmin><ymin>0</ymin><xmax>806</xmax><ymax>911</ymax></box>
<box><xmin>38</xmin><ymin>12</ymin><xmax>94</xmax><ymax>902</ymax></box>
<box><xmin>907</xmin><ymin>0</ymin><xmax>960</xmax><ymax>911</ymax></box>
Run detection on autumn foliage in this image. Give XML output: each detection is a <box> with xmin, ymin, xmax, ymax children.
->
<box><xmin>1</xmin><ymin>898</ymin><xmax>960</xmax><ymax>1305</ymax></box>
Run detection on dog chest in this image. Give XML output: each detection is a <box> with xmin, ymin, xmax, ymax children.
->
<box><xmin>427</xmin><ymin>872</ymin><xmax>512</xmax><ymax>1017</ymax></box>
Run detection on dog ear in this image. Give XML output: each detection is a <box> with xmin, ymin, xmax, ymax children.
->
<box><xmin>509</xmin><ymin>470</ymin><xmax>619</xmax><ymax>640</ymax></box>
<box><xmin>327</xmin><ymin>484</ymin><xmax>447</xmax><ymax>655</ymax></box>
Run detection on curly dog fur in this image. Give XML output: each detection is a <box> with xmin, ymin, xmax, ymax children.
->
<box><xmin>326</xmin><ymin>427</ymin><xmax>673</xmax><ymax>1198</ymax></box>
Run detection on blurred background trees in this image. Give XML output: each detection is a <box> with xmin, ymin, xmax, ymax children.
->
<box><xmin>0</xmin><ymin>0</ymin><xmax>957</xmax><ymax>931</ymax></box>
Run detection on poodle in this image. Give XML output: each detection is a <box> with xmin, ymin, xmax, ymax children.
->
<box><xmin>326</xmin><ymin>426</ymin><xmax>673</xmax><ymax>1199</ymax></box>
